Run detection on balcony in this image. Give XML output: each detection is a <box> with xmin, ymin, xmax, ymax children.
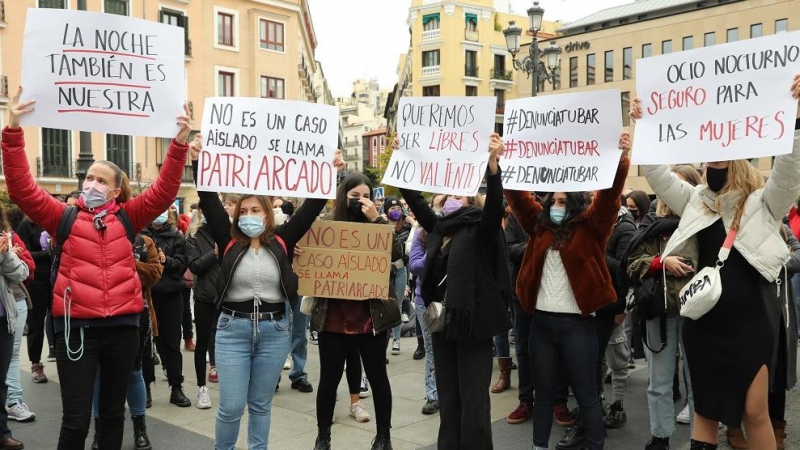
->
<box><xmin>0</xmin><ymin>1</ymin><xmax>6</xmax><ymax>27</ymax></box>
<box><xmin>464</xmin><ymin>65</ymin><xmax>479</xmax><ymax>78</ymax></box>
<box><xmin>37</xmin><ymin>157</ymin><xmax>74</xmax><ymax>179</ymax></box>
<box><xmin>422</xmin><ymin>65</ymin><xmax>440</xmax><ymax>78</ymax></box>
<box><xmin>0</xmin><ymin>75</ymin><xmax>8</xmax><ymax>103</ymax></box>
<box><xmin>422</xmin><ymin>29</ymin><xmax>440</xmax><ymax>41</ymax></box>
<box><xmin>495</xmin><ymin>102</ymin><xmax>505</xmax><ymax>115</ymax></box>
<box><xmin>185</xmin><ymin>38</ymin><xmax>192</xmax><ymax>58</ymax></box>
<box><xmin>490</xmin><ymin>69</ymin><xmax>513</xmax><ymax>81</ymax></box>
<box><xmin>465</xmin><ymin>29</ymin><xmax>479</xmax><ymax>42</ymax></box>
<box><xmin>157</xmin><ymin>163</ymin><xmax>194</xmax><ymax>183</ymax></box>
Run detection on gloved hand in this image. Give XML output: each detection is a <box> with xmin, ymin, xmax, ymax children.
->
<box><xmin>39</xmin><ymin>231</ymin><xmax>51</xmax><ymax>252</ymax></box>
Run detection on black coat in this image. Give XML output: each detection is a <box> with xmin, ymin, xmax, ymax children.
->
<box><xmin>141</xmin><ymin>225</ymin><xmax>187</xmax><ymax>296</ymax></box>
<box><xmin>504</xmin><ymin>212</ymin><xmax>528</xmax><ymax>291</ymax></box>
<box><xmin>598</xmin><ymin>209</ymin><xmax>637</xmax><ymax>317</ymax></box>
<box><xmin>16</xmin><ymin>219</ymin><xmax>52</xmax><ymax>283</ymax></box>
<box><xmin>187</xmin><ymin>225</ymin><xmax>220</xmax><ymax>304</ymax></box>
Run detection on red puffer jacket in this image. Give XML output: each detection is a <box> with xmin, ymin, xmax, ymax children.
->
<box><xmin>1</xmin><ymin>128</ymin><xmax>188</xmax><ymax>319</ymax></box>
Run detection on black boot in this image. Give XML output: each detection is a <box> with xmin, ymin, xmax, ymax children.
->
<box><xmin>645</xmin><ymin>436</ymin><xmax>670</xmax><ymax>450</ymax></box>
<box><xmin>690</xmin><ymin>440</ymin><xmax>718</xmax><ymax>450</ymax></box>
<box><xmin>556</xmin><ymin>423</ymin><xmax>586</xmax><ymax>450</ymax></box>
<box><xmin>413</xmin><ymin>337</ymin><xmax>425</xmax><ymax>360</ymax></box>
<box><xmin>313</xmin><ymin>426</ymin><xmax>331</xmax><ymax>450</ymax></box>
<box><xmin>170</xmin><ymin>385</ymin><xmax>191</xmax><ymax>407</ymax></box>
<box><xmin>132</xmin><ymin>415</ymin><xmax>152</xmax><ymax>450</ymax></box>
<box><xmin>371</xmin><ymin>426</ymin><xmax>393</xmax><ymax>450</ymax></box>
<box><xmin>91</xmin><ymin>418</ymin><xmax>99</xmax><ymax>450</ymax></box>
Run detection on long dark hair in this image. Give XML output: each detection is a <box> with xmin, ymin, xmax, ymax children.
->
<box><xmin>536</xmin><ymin>192</ymin><xmax>591</xmax><ymax>248</ymax></box>
<box><xmin>333</xmin><ymin>173</ymin><xmax>374</xmax><ymax>222</ymax></box>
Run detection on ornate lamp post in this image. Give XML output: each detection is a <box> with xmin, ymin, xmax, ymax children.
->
<box><xmin>503</xmin><ymin>1</ymin><xmax>562</xmax><ymax>97</ymax></box>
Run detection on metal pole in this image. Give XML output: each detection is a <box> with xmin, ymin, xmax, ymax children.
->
<box><xmin>75</xmin><ymin>0</ymin><xmax>93</xmax><ymax>187</ymax></box>
<box><xmin>531</xmin><ymin>34</ymin><xmax>539</xmax><ymax>97</ymax></box>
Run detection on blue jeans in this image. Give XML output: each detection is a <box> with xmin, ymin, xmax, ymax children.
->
<box><xmin>215</xmin><ymin>312</ymin><xmax>290</xmax><ymax>450</ymax></box>
<box><xmin>531</xmin><ymin>312</ymin><xmax>604</xmax><ymax>450</ymax></box>
<box><xmin>511</xmin><ymin>297</ymin><xmax>533</xmax><ymax>404</ymax></box>
<box><xmin>645</xmin><ymin>316</ymin><xmax>694</xmax><ymax>438</ymax></box>
<box><xmin>6</xmin><ymin>299</ymin><xmax>28</xmax><ymax>406</ymax></box>
<box><xmin>391</xmin><ymin>267</ymin><xmax>408</xmax><ymax>340</ymax></box>
<box><xmin>92</xmin><ymin>367</ymin><xmax>147</xmax><ymax>418</ymax></box>
<box><xmin>289</xmin><ymin>300</ymin><xmax>309</xmax><ymax>383</ymax></box>
<box><xmin>414</xmin><ymin>303</ymin><xmax>437</xmax><ymax>401</ymax></box>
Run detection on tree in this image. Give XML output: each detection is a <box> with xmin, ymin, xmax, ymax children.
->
<box><xmin>368</xmin><ymin>131</ymin><xmax>400</xmax><ymax>198</ymax></box>
<box><xmin>0</xmin><ymin>189</ymin><xmax>14</xmax><ymax>211</ymax></box>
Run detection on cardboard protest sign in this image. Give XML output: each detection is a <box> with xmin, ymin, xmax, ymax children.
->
<box><xmin>19</xmin><ymin>9</ymin><xmax>185</xmax><ymax>138</ymax></box>
<box><xmin>633</xmin><ymin>31</ymin><xmax>800</xmax><ymax>164</ymax></box>
<box><xmin>382</xmin><ymin>97</ymin><xmax>496</xmax><ymax>196</ymax></box>
<box><xmin>295</xmin><ymin>221</ymin><xmax>394</xmax><ymax>301</ymax></box>
<box><xmin>197</xmin><ymin>97</ymin><xmax>339</xmax><ymax>199</ymax></box>
<box><xmin>502</xmin><ymin>89</ymin><xmax>623</xmax><ymax>192</ymax></box>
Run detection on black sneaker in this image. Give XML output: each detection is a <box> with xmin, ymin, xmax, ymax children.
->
<box><xmin>413</xmin><ymin>345</ymin><xmax>425</xmax><ymax>360</ymax></box>
<box><xmin>604</xmin><ymin>401</ymin><xmax>627</xmax><ymax>429</ymax></box>
<box><xmin>170</xmin><ymin>386</ymin><xmax>191</xmax><ymax>407</ymax></box>
<box><xmin>291</xmin><ymin>378</ymin><xmax>314</xmax><ymax>393</ymax></box>
<box><xmin>421</xmin><ymin>399</ymin><xmax>439</xmax><ymax>415</ymax></box>
<box><xmin>556</xmin><ymin>423</ymin><xmax>586</xmax><ymax>450</ymax></box>
<box><xmin>645</xmin><ymin>436</ymin><xmax>670</xmax><ymax>450</ymax></box>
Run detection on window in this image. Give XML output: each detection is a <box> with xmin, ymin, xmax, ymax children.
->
<box><xmin>465</xmin><ymin>86</ymin><xmax>477</xmax><ymax>97</ymax></box>
<box><xmin>495</xmin><ymin>89</ymin><xmax>505</xmax><ymax>113</ymax></box>
<box><xmin>776</xmin><ymin>19</ymin><xmax>788</xmax><ymax>33</ymax></box>
<box><xmin>104</xmin><ymin>0</ymin><xmax>128</xmax><ymax>16</ymax></box>
<box><xmin>623</xmin><ymin>47</ymin><xmax>632</xmax><ymax>80</ymax></box>
<box><xmin>41</xmin><ymin>128</ymin><xmax>71</xmax><ymax>177</ymax></box>
<box><xmin>642</xmin><ymin>43</ymin><xmax>652</xmax><ymax>58</ymax></box>
<box><xmin>604</xmin><ymin>50</ymin><xmax>613</xmax><ymax>82</ymax></box>
<box><xmin>569</xmin><ymin>57</ymin><xmax>578</xmax><ymax>88</ymax></box>
<box><xmin>218</xmin><ymin>13</ymin><xmax>234</xmax><ymax>46</ymax></box>
<box><xmin>621</xmin><ymin>92</ymin><xmax>631</xmax><ymax>127</ymax></box>
<box><xmin>260</xmin><ymin>19</ymin><xmax>285</xmax><ymax>52</ymax></box>
<box><xmin>586</xmin><ymin>53</ymin><xmax>596</xmax><ymax>85</ymax></box>
<box><xmin>38</xmin><ymin>0</ymin><xmax>66</xmax><ymax>7</ymax></box>
<box><xmin>106</xmin><ymin>134</ymin><xmax>131</xmax><ymax>176</ymax></box>
<box><xmin>662</xmin><ymin>40</ymin><xmax>672</xmax><ymax>54</ymax></box>
<box><xmin>218</xmin><ymin>71</ymin><xmax>235</xmax><ymax>97</ymax></box>
<box><xmin>422</xmin><ymin>13</ymin><xmax>440</xmax><ymax>31</ymax></box>
<box><xmin>682</xmin><ymin>36</ymin><xmax>693</xmax><ymax>50</ymax></box>
<box><xmin>465</xmin><ymin>13</ymin><xmax>478</xmax><ymax>32</ymax></box>
<box><xmin>161</xmin><ymin>10</ymin><xmax>190</xmax><ymax>56</ymax></box>
<box><xmin>727</xmin><ymin>28</ymin><xmax>738</xmax><ymax>42</ymax></box>
<box><xmin>260</xmin><ymin>76</ymin><xmax>285</xmax><ymax>99</ymax></box>
<box><xmin>750</xmin><ymin>23</ymin><xmax>762</xmax><ymax>38</ymax></box>
<box><xmin>422</xmin><ymin>50</ymin><xmax>440</xmax><ymax>67</ymax></box>
<box><xmin>422</xmin><ymin>86</ymin><xmax>440</xmax><ymax>97</ymax></box>
<box><xmin>465</xmin><ymin>51</ymin><xmax>478</xmax><ymax>77</ymax></box>
<box><xmin>704</xmin><ymin>32</ymin><xmax>716</xmax><ymax>46</ymax></box>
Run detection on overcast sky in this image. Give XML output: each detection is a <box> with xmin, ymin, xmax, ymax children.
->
<box><xmin>307</xmin><ymin>0</ymin><xmax>633</xmax><ymax>97</ymax></box>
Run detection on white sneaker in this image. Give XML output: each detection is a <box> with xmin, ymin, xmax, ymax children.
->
<box><xmin>391</xmin><ymin>339</ymin><xmax>400</xmax><ymax>355</ymax></box>
<box><xmin>349</xmin><ymin>401</ymin><xmax>371</xmax><ymax>423</ymax></box>
<box><xmin>359</xmin><ymin>376</ymin><xmax>371</xmax><ymax>399</ymax></box>
<box><xmin>284</xmin><ymin>355</ymin><xmax>292</xmax><ymax>370</ymax></box>
<box><xmin>162</xmin><ymin>368</ymin><xmax>168</xmax><ymax>381</ymax></box>
<box><xmin>401</xmin><ymin>313</ymin><xmax>410</xmax><ymax>323</ymax></box>
<box><xmin>197</xmin><ymin>386</ymin><xmax>212</xmax><ymax>409</ymax></box>
<box><xmin>676</xmin><ymin>403</ymin><xmax>691</xmax><ymax>424</ymax></box>
<box><xmin>6</xmin><ymin>402</ymin><xmax>36</xmax><ymax>422</ymax></box>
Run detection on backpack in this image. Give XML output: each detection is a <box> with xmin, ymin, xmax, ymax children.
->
<box><xmin>50</xmin><ymin>206</ymin><xmax>136</xmax><ymax>286</ymax></box>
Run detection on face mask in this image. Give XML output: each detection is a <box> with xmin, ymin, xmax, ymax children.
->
<box><xmin>238</xmin><ymin>215</ymin><xmax>265</xmax><ymax>238</ymax></box>
<box><xmin>706</xmin><ymin>166</ymin><xmax>729</xmax><ymax>193</ymax></box>
<box><xmin>348</xmin><ymin>198</ymin><xmax>364</xmax><ymax>219</ymax></box>
<box><xmin>152</xmin><ymin>211</ymin><xmax>169</xmax><ymax>226</ymax></box>
<box><xmin>201</xmin><ymin>216</ymin><xmax>207</xmax><ymax>225</ymax></box>
<box><xmin>550</xmin><ymin>206</ymin><xmax>567</xmax><ymax>225</ymax></box>
<box><xmin>81</xmin><ymin>181</ymin><xmax>111</xmax><ymax>209</ymax></box>
<box><xmin>629</xmin><ymin>209</ymin><xmax>639</xmax><ymax>220</ymax></box>
<box><xmin>442</xmin><ymin>199</ymin><xmax>463</xmax><ymax>217</ymax></box>
<box><xmin>388</xmin><ymin>210</ymin><xmax>402</xmax><ymax>221</ymax></box>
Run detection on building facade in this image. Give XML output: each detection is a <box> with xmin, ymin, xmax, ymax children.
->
<box><xmin>362</xmin><ymin>127</ymin><xmax>388</xmax><ymax>171</ymax></box>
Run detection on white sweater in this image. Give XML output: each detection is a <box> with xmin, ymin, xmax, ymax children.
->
<box><xmin>536</xmin><ymin>250</ymin><xmax>581</xmax><ymax>315</ymax></box>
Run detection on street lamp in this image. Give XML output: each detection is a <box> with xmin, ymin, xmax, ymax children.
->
<box><xmin>75</xmin><ymin>0</ymin><xmax>94</xmax><ymax>187</ymax></box>
<box><xmin>503</xmin><ymin>1</ymin><xmax>562</xmax><ymax>97</ymax></box>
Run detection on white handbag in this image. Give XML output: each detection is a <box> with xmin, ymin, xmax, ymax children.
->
<box><xmin>679</xmin><ymin>228</ymin><xmax>736</xmax><ymax>320</ymax></box>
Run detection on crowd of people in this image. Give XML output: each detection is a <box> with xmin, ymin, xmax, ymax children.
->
<box><xmin>0</xmin><ymin>77</ymin><xmax>798</xmax><ymax>450</ymax></box>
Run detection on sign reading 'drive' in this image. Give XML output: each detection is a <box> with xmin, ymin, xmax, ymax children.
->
<box><xmin>19</xmin><ymin>9</ymin><xmax>185</xmax><ymax>138</ymax></box>
<box><xmin>502</xmin><ymin>89</ymin><xmax>622</xmax><ymax>192</ymax></box>
<box><xmin>197</xmin><ymin>97</ymin><xmax>339</xmax><ymax>199</ymax></box>
<box><xmin>295</xmin><ymin>221</ymin><xmax>394</xmax><ymax>301</ymax></box>
<box><xmin>382</xmin><ymin>97</ymin><xmax>496</xmax><ymax>196</ymax></box>
<box><xmin>633</xmin><ymin>31</ymin><xmax>800</xmax><ymax>165</ymax></box>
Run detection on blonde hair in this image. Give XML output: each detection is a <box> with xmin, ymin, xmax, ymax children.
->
<box><xmin>707</xmin><ymin>160</ymin><xmax>764</xmax><ymax>230</ymax></box>
<box><xmin>188</xmin><ymin>209</ymin><xmax>204</xmax><ymax>238</ymax></box>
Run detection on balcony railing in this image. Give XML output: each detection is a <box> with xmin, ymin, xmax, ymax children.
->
<box><xmin>185</xmin><ymin>38</ymin><xmax>192</xmax><ymax>57</ymax></box>
<box><xmin>496</xmin><ymin>103</ymin><xmax>505</xmax><ymax>115</ymax></box>
<box><xmin>158</xmin><ymin>163</ymin><xmax>194</xmax><ymax>183</ymax></box>
<box><xmin>465</xmin><ymin>29</ymin><xmax>479</xmax><ymax>41</ymax></box>
<box><xmin>0</xmin><ymin>75</ymin><xmax>7</xmax><ymax>99</ymax></box>
<box><xmin>422</xmin><ymin>29</ymin><xmax>440</xmax><ymax>41</ymax></box>
<box><xmin>464</xmin><ymin>65</ymin><xmax>479</xmax><ymax>78</ymax></box>
<box><xmin>37</xmin><ymin>157</ymin><xmax>74</xmax><ymax>178</ymax></box>
<box><xmin>490</xmin><ymin>69</ymin><xmax>513</xmax><ymax>81</ymax></box>
<box><xmin>0</xmin><ymin>1</ymin><xmax>6</xmax><ymax>25</ymax></box>
<box><xmin>422</xmin><ymin>65</ymin><xmax>440</xmax><ymax>78</ymax></box>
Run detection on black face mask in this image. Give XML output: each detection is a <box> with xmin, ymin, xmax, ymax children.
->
<box><xmin>706</xmin><ymin>167</ymin><xmax>729</xmax><ymax>193</ymax></box>
<box><xmin>347</xmin><ymin>198</ymin><xmax>364</xmax><ymax>219</ymax></box>
<box><xmin>629</xmin><ymin>209</ymin><xmax>639</xmax><ymax>220</ymax></box>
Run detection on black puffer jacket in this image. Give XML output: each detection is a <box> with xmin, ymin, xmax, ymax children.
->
<box><xmin>187</xmin><ymin>225</ymin><xmax>220</xmax><ymax>304</ymax></box>
<box><xmin>141</xmin><ymin>225</ymin><xmax>187</xmax><ymax>296</ymax></box>
<box><xmin>597</xmin><ymin>208</ymin><xmax>636</xmax><ymax>317</ymax></box>
<box><xmin>16</xmin><ymin>219</ymin><xmax>52</xmax><ymax>283</ymax></box>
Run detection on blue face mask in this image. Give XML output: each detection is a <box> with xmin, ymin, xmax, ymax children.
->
<box><xmin>152</xmin><ymin>211</ymin><xmax>169</xmax><ymax>226</ymax></box>
<box><xmin>550</xmin><ymin>206</ymin><xmax>567</xmax><ymax>225</ymax></box>
<box><xmin>238</xmin><ymin>215</ymin><xmax>265</xmax><ymax>238</ymax></box>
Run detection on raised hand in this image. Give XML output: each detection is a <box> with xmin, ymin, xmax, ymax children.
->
<box><xmin>175</xmin><ymin>103</ymin><xmax>192</xmax><ymax>144</ymax></box>
<box><xmin>629</xmin><ymin>97</ymin><xmax>643</xmax><ymax>123</ymax></box>
<box><xmin>333</xmin><ymin>149</ymin><xmax>345</xmax><ymax>173</ymax></box>
<box><xmin>792</xmin><ymin>74</ymin><xmax>800</xmax><ymax>99</ymax></box>
<box><xmin>9</xmin><ymin>87</ymin><xmax>36</xmax><ymax>130</ymax></box>
<box><xmin>488</xmin><ymin>133</ymin><xmax>504</xmax><ymax>175</ymax></box>
<box><xmin>618</xmin><ymin>132</ymin><xmax>631</xmax><ymax>161</ymax></box>
<box><xmin>189</xmin><ymin>134</ymin><xmax>203</xmax><ymax>161</ymax></box>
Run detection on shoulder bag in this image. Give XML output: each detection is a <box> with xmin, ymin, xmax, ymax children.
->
<box><xmin>679</xmin><ymin>228</ymin><xmax>736</xmax><ymax>320</ymax></box>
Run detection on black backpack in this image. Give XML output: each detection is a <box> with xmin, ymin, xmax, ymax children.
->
<box><xmin>50</xmin><ymin>206</ymin><xmax>136</xmax><ymax>286</ymax></box>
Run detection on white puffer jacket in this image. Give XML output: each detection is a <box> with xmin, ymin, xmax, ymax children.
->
<box><xmin>644</xmin><ymin>133</ymin><xmax>800</xmax><ymax>283</ymax></box>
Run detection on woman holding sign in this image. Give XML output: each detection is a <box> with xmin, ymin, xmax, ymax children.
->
<box><xmin>2</xmin><ymin>87</ymin><xmax>192</xmax><ymax>449</ymax></box>
<box><xmin>189</xmin><ymin>136</ymin><xmax>343</xmax><ymax>450</ymax></box>
<box><xmin>630</xmin><ymin>74</ymin><xmax>800</xmax><ymax>450</ymax></box>
<box><xmin>504</xmin><ymin>132</ymin><xmax>632</xmax><ymax>450</ymax></box>
<box><xmin>397</xmin><ymin>133</ymin><xmax>511</xmax><ymax>449</ymax></box>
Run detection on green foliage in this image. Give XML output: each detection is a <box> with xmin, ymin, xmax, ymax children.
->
<box><xmin>494</xmin><ymin>13</ymin><xmax>502</xmax><ymax>32</ymax></box>
<box><xmin>0</xmin><ymin>189</ymin><xmax>15</xmax><ymax>211</ymax></box>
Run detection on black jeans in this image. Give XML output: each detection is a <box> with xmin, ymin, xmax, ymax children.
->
<box><xmin>152</xmin><ymin>293</ymin><xmax>184</xmax><ymax>387</ymax></box>
<box><xmin>432</xmin><ymin>333</ymin><xmax>493</xmax><ymax>450</ymax></box>
<box><xmin>531</xmin><ymin>312</ymin><xmax>604</xmax><ymax>450</ymax></box>
<box><xmin>26</xmin><ymin>279</ymin><xmax>52</xmax><ymax>364</ymax></box>
<box><xmin>181</xmin><ymin>288</ymin><xmax>193</xmax><ymax>339</ymax></box>
<box><xmin>317</xmin><ymin>332</ymin><xmax>392</xmax><ymax>428</ymax></box>
<box><xmin>56</xmin><ymin>326</ymin><xmax>139</xmax><ymax>449</ymax></box>
<box><xmin>555</xmin><ymin>313</ymin><xmax>615</xmax><ymax>404</ymax></box>
<box><xmin>0</xmin><ymin>326</ymin><xmax>14</xmax><ymax>440</ymax></box>
<box><xmin>194</xmin><ymin>301</ymin><xmax>217</xmax><ymax>387</ymax></box>
<box><xmin>511</xmin><ymin>297</ymin><xmax>534</xmax><ymax>405</ymax></box>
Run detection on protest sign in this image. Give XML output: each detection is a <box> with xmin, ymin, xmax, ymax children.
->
<box><xmin>197</xmin><ymin>97</ymin><xmax>339</xmax><ymax>199</ymax></box>
<box><xmin>633</xmin><ymin>31</ymin><xmax>800</xmax><ymax>164</ymax></box>
<box><xmin>382</xmin><ymin>96</ymin><xmax>496</xmax><ymax>196</ymax></box>
<box><xmin>295</xmin><ymin>221</ymin><xmax>394</xmax><ymax>301</ymax></box>
<box><xmin>19</xmin><ymin>9</ymin><xmax>185</xmax><ymax>138</ymax></box>
<box><xmin>502</xmin><ymin>89</ymin><xmax>623</xmax><ymax>192</ymax></box>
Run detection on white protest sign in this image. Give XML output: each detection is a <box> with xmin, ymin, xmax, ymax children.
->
<box><xmin>502</xmin><ymin>89</ymin><xmax>623</xmax><ymax>192</ymax></box>
<box><xmin>382</xmin><ymin>96</ymin><xmax>496</xmax><ymax>196</ymax></box>
<box><xmin>633</xmin><ymin>31</ymin><xmax>800</xmax><ymax>164</ymax></box>
<box><xmin>197</xmin><ymin>97</ymin><xmax>339</xmax><ymax>199</ymax></box>
<box><xmin>19</xmin><ymin>9</ymin><xmax>185</xmax><ymax>138</ymax></box>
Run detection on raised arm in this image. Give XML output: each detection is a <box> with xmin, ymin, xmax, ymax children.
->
<box><xmin>586</xmin><ymin>133</ymin><xmax>631</xmax><ymax>239</ymax></box>
<box><xmin>763</xmin><ymin>135</ymin><xmax>800</xmax><ymax>222</ymax></box>
<box><xmin>277</xmin><ymin>198</ymin><xmax>327</xmax><ymax>248</ymax></box>
<box><xmin>479</xmin><ymin>134</ymin><xmax>505</xmax><ymax>237</ymax></box>
<box><xmin>400</xmin><ymin>188</ymin><xmax>438</xmax><ymax>234</ymax></box>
